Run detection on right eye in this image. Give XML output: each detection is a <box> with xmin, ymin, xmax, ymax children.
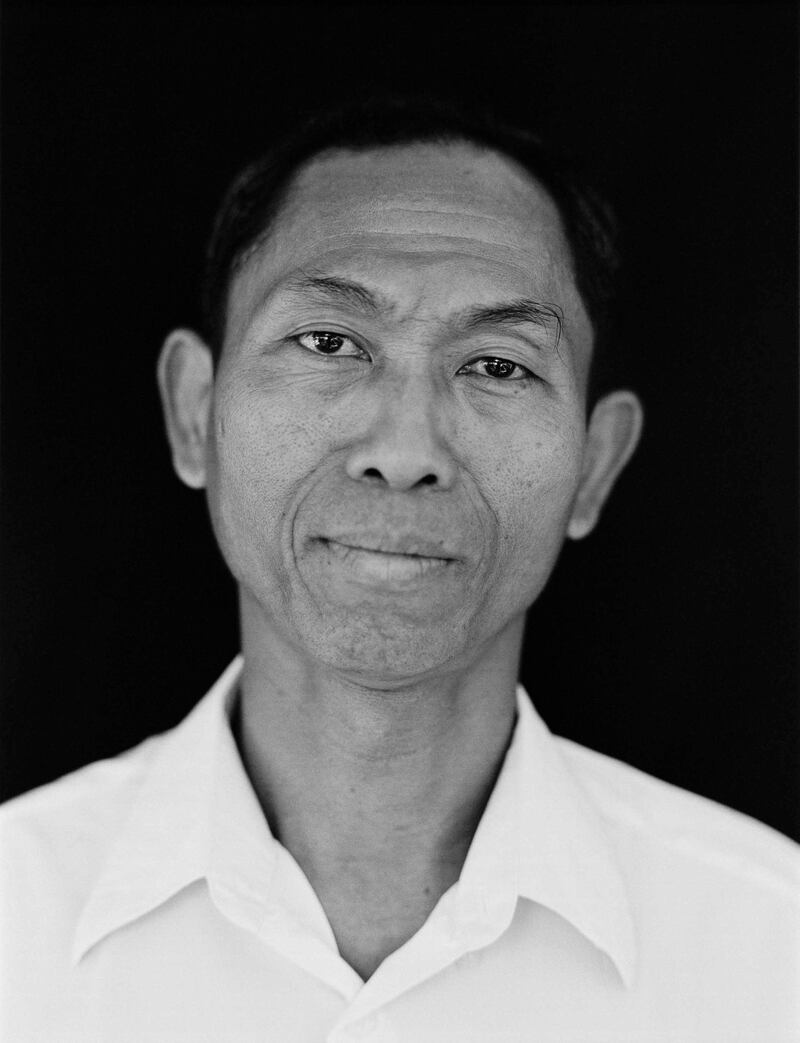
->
<box><xmin>295</xmin><ymin>331</ymin><xmax>363</xmax><ymax>357</ymax></box>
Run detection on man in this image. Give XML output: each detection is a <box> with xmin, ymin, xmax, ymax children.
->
<box><xmin>2</xmin><ymin>97</ymin><xmax>798</xmax><ymax>1041</ymax></box>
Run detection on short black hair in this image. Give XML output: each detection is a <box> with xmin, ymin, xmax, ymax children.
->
<box><xmin>201</xmin><ymin>94</ymin><xmax>622</xmax><ymax>407</ymax></box>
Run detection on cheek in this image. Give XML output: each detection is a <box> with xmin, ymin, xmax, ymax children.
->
<box><xmin>205</xmin><ymin>382</ymin><xmax>331</xmax><ymax>572</ymax></box>
<box><xmin>469</xmin><ymin>415</ymin><xmax>585</xmax><ymax>579</ymax></box>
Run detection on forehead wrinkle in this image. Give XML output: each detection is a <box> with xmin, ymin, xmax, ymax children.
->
<box><xmin>281</xmin><ymin>270</ymin><xmax>392</xmax><ymax>315</ymax></box>
<box><xmin>368</xmin><ymin>205</ymin><xmax>526</xmax><ymax>229</ymax></box>
<box><xmin>232</xmin><ymin>232</ymin><xmax>584</xmax><ymax>365</ymax></box>
<box><xmin>248</xmin><ymin>269</ymin><xmax>400</xmax><ymax>332</ymax></box>
<box><xmin>238</xmin><ymin>217</ymin><xmax>574</xmax><ymax>302</ymax></box>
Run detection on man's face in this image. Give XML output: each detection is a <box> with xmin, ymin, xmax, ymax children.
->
<box><xmin>204</xmin><ymin>143</ymin><xmax>595</xmax><ymax>682</ymax></box>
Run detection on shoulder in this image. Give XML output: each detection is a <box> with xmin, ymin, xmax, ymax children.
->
<box><xmin>0</xmin><ymin>733</ymin><xmax>181</xmax><ymax>1040</ymax></box>
<box><xmin>555</xmin><ymin>735</ymin><xmax>800</xmax><ymax>903</ymax></box>
<box><xmin>0</xmin><ymin>734</ymin><xmax>165</xmax><ymax>896</ymax></box>
<box><xmin>1</xmin><ymin>732</ymin><xmax>165</xmax><ymax>825</ymax></box>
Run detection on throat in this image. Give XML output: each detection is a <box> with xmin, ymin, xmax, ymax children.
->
<box><xmin>307</xmin><ymin>852</ymin><xmax>466</xmax><ymax>981</ymax></box>
<box><xmin>268</xmin><ymin>767</ymin><xmax>491</xmax><ymax>979</ymax></box>
<box><xmin>232</xmin><ymin>628</ymin><xmax>520</xmax><ymax>979</ymax></box>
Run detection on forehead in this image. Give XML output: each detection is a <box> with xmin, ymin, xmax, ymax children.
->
<box><xmin>226</xmin><ymin>142</ymin><xmax>592</xmax><ymax>354</ymax></box>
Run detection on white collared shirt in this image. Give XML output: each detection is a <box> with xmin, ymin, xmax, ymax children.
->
<box><xmin>1</xmin><ymin>656</ymin><xmax>798</xmax><ymax>1042</ymax></box>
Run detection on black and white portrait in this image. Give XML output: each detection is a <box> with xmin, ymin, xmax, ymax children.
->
<box><xmin>1</xmin><ymin>5</ymin><xmax>797</xmax><ymax>1041</ymax></box>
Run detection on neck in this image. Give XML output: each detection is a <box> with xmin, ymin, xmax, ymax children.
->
<box><xmin>234</xmin><ymin>589</ymin><xmax>523</xmax><ymax>978</ymax></box>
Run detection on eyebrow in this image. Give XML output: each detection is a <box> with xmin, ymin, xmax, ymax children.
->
<box><xmin>275</xmin><ymin>273</ymin><xmax>563</xmax><ymax>346</ymax></box>
<box><xmin>460</xmin><ymin>299</ymin><xmax>563</xmax><ymax>345</ymax></box>
<box><xmin>280</xmin><ymin>273</ymin><xmax>386</xmax><ymax>313</ymax></box>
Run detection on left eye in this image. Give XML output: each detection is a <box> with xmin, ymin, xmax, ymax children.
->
<box><xmin>458</xmin><ymin>357</ymin><xmax>531</xmax><ymax>381</ymax></box>
<box><xmin>295</xmin><ymin>331</ymin><xmax>362</xmax><ymax>357</ymax></box>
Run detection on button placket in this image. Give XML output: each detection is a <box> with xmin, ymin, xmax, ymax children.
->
<box><xmin>332</xmin><ymin>1010</ymin><xmax>395</xmax><ymax>1043</ymax></box>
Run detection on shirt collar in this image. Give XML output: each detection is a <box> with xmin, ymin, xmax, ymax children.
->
<box><xmin>501</xmin><ymin>686</ymin><xmax>637</xmax><ymax>986</ymax></box>
<box><xmin>73</xmin><ymin>658</ymin><xmax>637</xmax><ymax>986</ymax></box>
<box><xmin>72</xmin><ymin>656</ymin><xmax>253</xmax><ymax>963</ymax></box>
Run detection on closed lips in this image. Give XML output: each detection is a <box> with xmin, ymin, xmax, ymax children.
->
<box><xmin>317</xmin><ymin>536</ymin><xmax>456</xmax><ymax>561</ymax></box>
<box><xmin>320</xmin><ymin>539</ymin><xmax>454</xmax><ymax>582</ymax></box>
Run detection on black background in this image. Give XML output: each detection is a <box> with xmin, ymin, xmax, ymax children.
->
<box><xmin>2</xmin><ymin>3</ymin><xmax>798</xmax><ymax>840</ymax></box>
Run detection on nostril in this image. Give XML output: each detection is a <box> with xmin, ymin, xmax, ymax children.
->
<box><xmin>359</xmin><ymin>467</ymin><xmax>438</xmax><ymax>488</ymax></box>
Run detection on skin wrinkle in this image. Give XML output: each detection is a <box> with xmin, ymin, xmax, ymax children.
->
<box><xmin>279</xmin><ymin>274</ymin><xmax>565</xmax><ymax>354</ymax></box>
<box><xmin>230</xmin><ymin>235</ymin><xmax>580</xmax><ymax>360</ymax></box>
<box><xmin>343</xmin><ymin>204</ymin><xmax>542</xmax><ymax>229</ymax></box>
<box><xmin>237</xmin><ymin>280</ymin><xmax>572</xmax><ymax>413</ymax></box>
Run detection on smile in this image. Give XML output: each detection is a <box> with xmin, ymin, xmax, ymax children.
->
<box><xmin>319</xmin><ymin>538</ymin><xmax>454</xmax><ymax>583</ymax></box>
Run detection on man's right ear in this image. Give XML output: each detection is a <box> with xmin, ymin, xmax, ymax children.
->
<box><xmin>157</xmin><ymin>329</ymin><xmax>215</xmax><ymax>490</ymax></box>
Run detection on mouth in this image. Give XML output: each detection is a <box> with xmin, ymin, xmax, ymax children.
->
<box><xmin>316</xmin><ymin>537</ymin><xmax>456</xmax><ymax>584</ymax></box>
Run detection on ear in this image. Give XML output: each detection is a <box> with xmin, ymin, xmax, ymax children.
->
<box><xmin>567</xmin><ymin>390</ymin><xmax>644</xmax><ymax>540</ymax></box>
<box><xmin>157</xmin><ymin>329</ymin><xmax>215</xmax><ymax>490</ymax></box>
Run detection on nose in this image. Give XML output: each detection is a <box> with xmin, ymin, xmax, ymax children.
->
<box><xmin>344</xmin><ymin>374</ymin><xmax>457</xmax><ymax>492</ymax></box>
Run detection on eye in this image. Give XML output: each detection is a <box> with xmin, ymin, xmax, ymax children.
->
<box><xmin>457</xmin><ymin>357</ymin><xmax>532</xmax><ymax>381</ymax></box>
<box><xmin>295</xmin><ymin>330</ymin><xmax>363</xmax><ymax>357</ymax></box>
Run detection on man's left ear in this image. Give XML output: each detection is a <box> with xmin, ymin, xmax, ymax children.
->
<box><xmin>567</xmin><ymin>390</ymin><xmax>644</xmax><ymax>540</ymax></box>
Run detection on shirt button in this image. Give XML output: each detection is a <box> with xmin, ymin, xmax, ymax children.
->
<box><xmin>349</xmin><ymin>1014</ymin><xmax>381</xmax><ymax>1038</ymax></box>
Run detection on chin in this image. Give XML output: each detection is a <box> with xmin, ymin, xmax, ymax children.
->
<box><xmin>299</xmin><ymin>614</ymin><xmax>472</xmax><ymax>688</ymax></box>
